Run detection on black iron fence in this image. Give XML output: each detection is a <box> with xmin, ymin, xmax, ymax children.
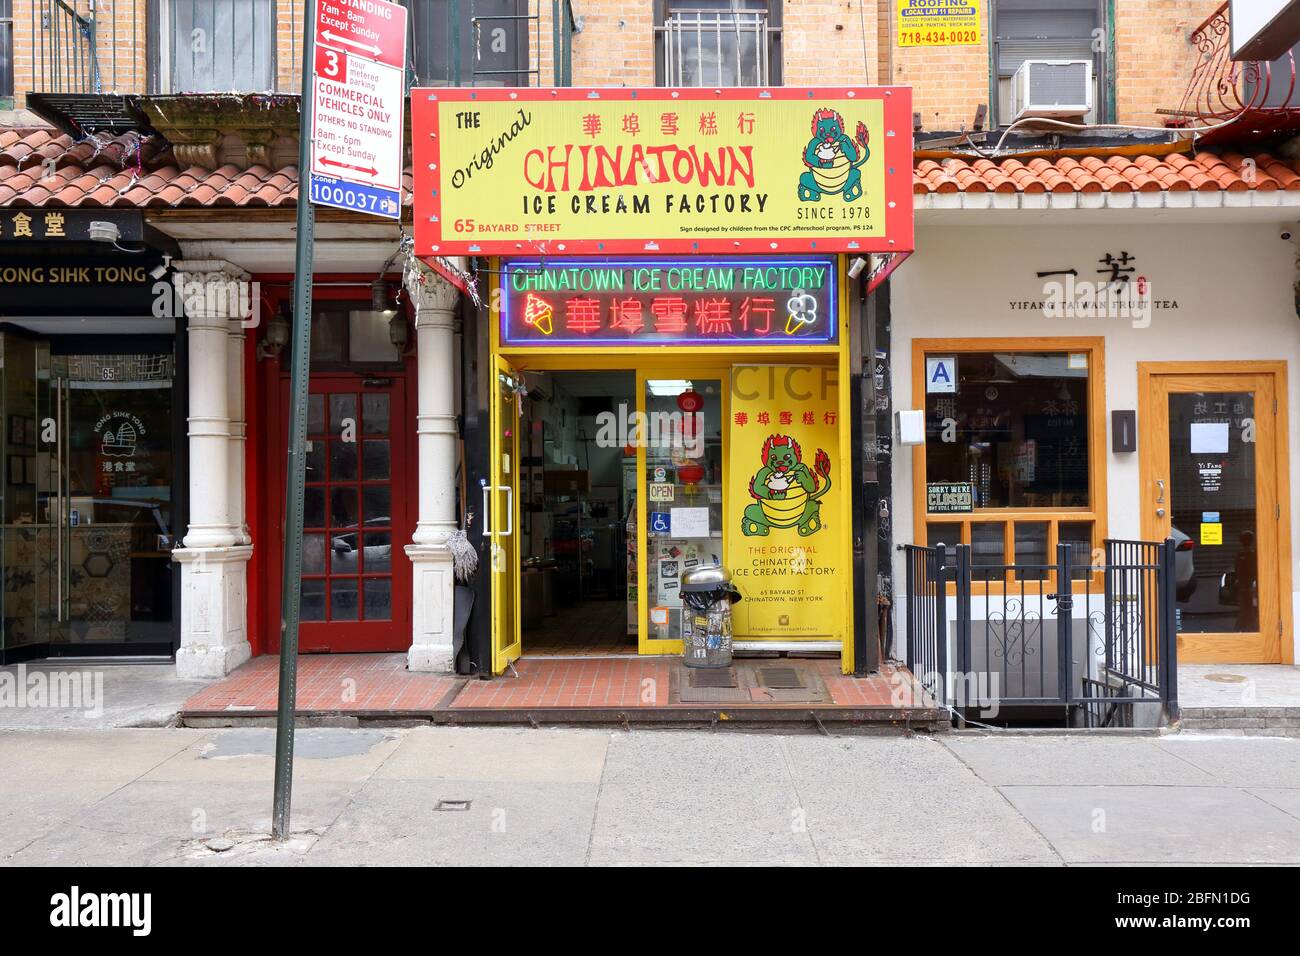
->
<box><xmin>901</xmin><ymin>539</ymin><xmax>1179</xmax><ymax>727</ymax></box>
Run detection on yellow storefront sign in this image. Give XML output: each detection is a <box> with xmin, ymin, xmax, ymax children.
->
<box><xmin>412</xmin><ymin>87</ymin><xmax>913</xmax><ymax>256</ymax></box>
<box><xmin>725</xmin><ymin>366</ymin><xmax>845</xmax><ymax>643</ymax></box>
<box><xmin>897</xmin><ymin>0</ymin><xmax>982</xmax><ymax>47</ymax></box>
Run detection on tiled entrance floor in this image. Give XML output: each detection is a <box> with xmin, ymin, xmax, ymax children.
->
<box><xmin>181</xmin><ymin>654</ymin><xmax>939</xmax><ymax>724</ymax></box>
<box><xmin>524</xmin><ymin>599</ymin><xmax>639</xmax><ymax>657</ymax></box>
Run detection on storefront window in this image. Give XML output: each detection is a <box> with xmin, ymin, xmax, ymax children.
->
<box><xmin>645</xmin><ymin>377</ymin><xmax>724</xmax><ymax>644</ymax></box>
<box><xmin>925</xmin><ymin>351</ymin><xmax>1090</xmax><ymax>509</ymax></box>
<box><xmin>918</xmin><ymin>344</ymin><xmax>1102</xmax><ymax>582</ymax></box>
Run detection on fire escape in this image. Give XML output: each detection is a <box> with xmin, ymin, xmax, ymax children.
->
<box><xmin>25</xmin><ymin>0</ymin><xmax>579</xmax><ymax>137</ymax></box>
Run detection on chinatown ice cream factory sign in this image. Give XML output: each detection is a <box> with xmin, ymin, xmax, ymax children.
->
<box><xmin>412</xmin><ymin>87</ymin><xmax>914</xmax><ymax>256</ymax></box>
<box><xmin>500</xmin><ymin>257</ymin><xmax>838</xmax><ymax>346</ymax></box>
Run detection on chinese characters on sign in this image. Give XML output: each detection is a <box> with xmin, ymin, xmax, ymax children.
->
<box><xmin>0</xmin><ymin>210</ymin><xmax>144</xmax><ymax>243</ymax></box>
<box><xmin>412</xmin><ymin>87</ymin><xmax>914</xmax><ymax>256</ymax></box>
<box><xmin>501</xmin><ymin>258</ymin><xmax>838</xmax><ymax>345</ymax></box>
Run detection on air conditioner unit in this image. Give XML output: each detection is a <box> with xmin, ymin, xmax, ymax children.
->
<box><xmin>1010</xmin><ymin>59</ymin><xmax>1094</xmax><ymax>120</ymax></box>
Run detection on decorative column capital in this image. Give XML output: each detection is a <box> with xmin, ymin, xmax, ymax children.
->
<box><xmin>172</xmin><ymin>259</ymin><xmax>254</xmax><ymax>326</ymax></box>
<box><xmin>404</xmin><ymin>259</ymin><xmax>462</xmax><ymax>322</ymax></box>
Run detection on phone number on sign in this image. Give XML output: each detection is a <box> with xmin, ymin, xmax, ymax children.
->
<box><xmin>899</xmin><ymin>30</ymin><xmax>979</xmax><ymax>46</ymax></box>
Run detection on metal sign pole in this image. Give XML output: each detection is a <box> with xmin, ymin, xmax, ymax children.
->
<box><xmin>273</xmin><ymin>0</ymin><xmax>318</xmax><ymax>842</ymax></box>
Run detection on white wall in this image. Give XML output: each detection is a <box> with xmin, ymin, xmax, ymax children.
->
<box><xmin>890</xmin><ymin>221</ymin><xmax>1300</xmax><ymax>661</ymax></box>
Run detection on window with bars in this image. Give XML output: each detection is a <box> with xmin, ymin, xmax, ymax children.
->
<box><xmin>990</xmin><ymin>0</ymin><xmax>1109</xmax><ymax>126</ymax></box>
<box><xmin>656</xmin><ymin>1</ymin><xmax>781</xmax><ymax>88</ymax></box>
<box><xmin>403</xmin><ymin>0</ymin><xmax>534</xmax><ymax>88</ymax></box>
<box><xmin>0</xmin><ymin>0</ymin><xmax>12</xmax><ymax>102</ymax></box>
<box><xmin>151</xmin><ymin>0</ymin><xmax>276</xmax><ymax>93</ymax></box>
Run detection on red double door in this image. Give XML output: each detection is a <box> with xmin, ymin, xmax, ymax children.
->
<box><xmin>267</xmin><ymin>373</ymin><xmax>415</xmax><ymax>652</ymax></box>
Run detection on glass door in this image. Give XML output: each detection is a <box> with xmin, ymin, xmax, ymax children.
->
<box><xmin>1144</xmin><ymin>370</ymin><xmax>1283</xmax><ymax>664</ymax></box>
<box><xmin>637</xmin><ymin>371</ymin><xmax>727</xmax><ymax>655</ymax></box>
<box><xmin>1</xmin><ymin>332</ymin><xmax>44</xmax><ymax>656</ymax></box>
<box><xmin>37</xmin><ymin>351</ymin><xmax>176</xmax><ymax>653</ymax></box>
<box><xmin>490</xmin><ymin>355</ymin><xmax>522</xmax><ymax>673</ymax></box>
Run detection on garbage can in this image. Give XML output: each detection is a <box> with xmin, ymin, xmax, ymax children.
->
<box><xmin>680</xmin><ymin>565</ymin><xmax>742</xmax><ymax>669</ymax></box>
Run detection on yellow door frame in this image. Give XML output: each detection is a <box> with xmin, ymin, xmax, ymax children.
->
<box><xmin>487</xmin><ymin>257</ymin><xmax>857</xmax><ymax>674</ymax></box>
<box><xmin>489</xmin><ymin>354</ymin><xmax>523</xmax><ymax>675</ymax></box>
<box><xmin>1138</xmin><ymin>361</ymin><xmax>1294</xmax><ymax>665</ymax></box>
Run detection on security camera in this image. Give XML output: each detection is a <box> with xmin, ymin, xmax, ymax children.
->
<box><xmin>847</xmin><ymin>256</ymin><xmax>868</xmax><ymax>279</ymax></box>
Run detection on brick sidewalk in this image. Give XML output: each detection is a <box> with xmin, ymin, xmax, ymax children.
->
<box><xmin>180</xmin><ymin>653</ymin><xmax>940</xmax><ymax>726</ymax></box>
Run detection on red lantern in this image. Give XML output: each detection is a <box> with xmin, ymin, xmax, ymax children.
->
<box><xmin>677</xmin><ymin>463</ymin><xmax>706</xmax><ymax>485</ymax></box>
<box><xmin>676</xmin><ymin>390</ymin><xmax>704</xmax><ymax>413</ymax></box>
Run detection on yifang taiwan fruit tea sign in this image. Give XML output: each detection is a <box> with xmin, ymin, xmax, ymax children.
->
<box><xmin>412</xmin><ymin>87</ymin><xmax>913</xmax><ymax>256</ymax></box>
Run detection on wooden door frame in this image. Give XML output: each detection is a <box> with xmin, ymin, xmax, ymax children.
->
<box><xmin>1138</xmin><ymin>361</ymin><xmax>1293</xmax><ymax>665</ymax></box>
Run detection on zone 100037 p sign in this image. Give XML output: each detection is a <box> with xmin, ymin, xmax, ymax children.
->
<box><xmin>412</xmin><ymin>87</ymin><xmax>913</xmax><ymax>256</ymax></box>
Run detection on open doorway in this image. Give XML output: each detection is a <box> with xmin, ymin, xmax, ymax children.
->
<box><xmin>517</xmin><ymin>370</ymin><xmax>638</xmax><ymax>656</ymax></box>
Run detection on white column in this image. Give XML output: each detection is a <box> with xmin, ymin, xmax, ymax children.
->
<box><xmin>228</xmin><ymin>323</ymin><xmax>251</xmax><ymax>544</ymax></box>
<box><xmin>404</xmin><ymin>261</ymin><xmax>462</xmax><ymax>672</ymax></box>
<box><xmin>172</xmin><ymin>260</ymin><xmax>254</xmax><ymax>679</ymax></box>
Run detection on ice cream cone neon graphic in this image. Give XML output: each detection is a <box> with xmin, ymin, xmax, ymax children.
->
<box><xmin>522</xmin><ymin>293</ymin><xmax>555</xmax><ymax>335</ymax></box>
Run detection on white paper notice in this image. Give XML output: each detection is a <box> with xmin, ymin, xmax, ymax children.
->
<box><xmin>670</xmin><ymin>507</ymin><xmax>710</xmax><ymax>538</ymax></box>
<box><xmin>1190</xmin><ymin>422</ymin><xmax>1230</xmax><ymax>454</ymax></box>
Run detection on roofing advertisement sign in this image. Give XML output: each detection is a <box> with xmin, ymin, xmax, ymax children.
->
<box><xmin>412</xmin><ymin>87</ymin><xmax>913</xmax><ymax>256</ymax></box>
<box><xmin>897</xmin><ymin>0</ymin><xmax>982</xmax><ymax>47</ymax></box>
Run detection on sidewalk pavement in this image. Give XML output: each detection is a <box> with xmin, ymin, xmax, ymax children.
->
<box><xmin>2</xmin><ymin>727</ymin><xmax>1299</xmax><ymax>866</ymax></box>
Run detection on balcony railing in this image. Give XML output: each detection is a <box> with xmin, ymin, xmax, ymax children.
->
<box><xmin>26</xmin><ymin>0</ymin><xmax>574</xmax><ymax>104</ymax></box>
<box><xmin>402</xmin><ymin>0</ymin><xmax>573</xmax><ymax>89</ymax></box>
<box><xmin>32</xmin><ymin>0</ymin><xmax>143</xmax><ymax>94</ymax></box>
<box><xmin>1173</xmin><ymin>1</ymin><xmax>1300</xmax><ymax>141</ymax></box>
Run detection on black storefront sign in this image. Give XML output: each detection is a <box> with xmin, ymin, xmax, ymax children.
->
<box><xmin>0</xmin><ymin>253</ymin><xmax>166</xmax><ymax>315</ymax></box>
<box><xmin>0</xmin><ymin>210</ymin><xmax>145</xmax><ymax>244</ymax></box>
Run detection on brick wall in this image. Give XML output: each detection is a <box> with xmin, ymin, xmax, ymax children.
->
<box><xmin>886</xmin><ymin>1</ymin><xmax>990</xmax><ymax>130</ymax></box>
<box><xmin>0</xmin><ymin>0</ymin><xmax>1228</xmax><ymax>133</ymax></box>
<box><xmin>782</xmin><ymin>0</ymin><xmax>877</xmax><ymax>85</ymax></box>
<box><xmin>1114</xmin><ymin>0</ymin><xmax>1211</xmax><ymax>126</ymax></box>
<box><xmin>559</xmin><ymin>0</ymin><xmax>654</xmax><ymax>88</ymax></box>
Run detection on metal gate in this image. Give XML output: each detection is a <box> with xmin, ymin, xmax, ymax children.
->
<box><xmin>901</xmin><ymin>539</ymin><xmax>1179</xmax><ymax>727</ymax></box>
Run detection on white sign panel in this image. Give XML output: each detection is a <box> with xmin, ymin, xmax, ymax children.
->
<box><xmin>670</xmin><ymin>507</ymin><xmax>710</xmax><ymax>538</ymax></box>
<box><xmin>309</xmin><ymin>0</ymin><xmax>407</xmax><ymax>219</ymax></box>
<box><xmin>925</xmin><ymin>357</ymin><xmax>957</xmax><ymax>394</ymax></box>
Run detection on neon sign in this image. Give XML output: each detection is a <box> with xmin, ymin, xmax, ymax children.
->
<box><xmin>501</xmin><ymin>258</ymin><xmax>838</xmax><ymax>346</ymax></box>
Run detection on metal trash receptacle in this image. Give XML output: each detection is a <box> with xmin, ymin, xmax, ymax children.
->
<box><xmin>680</xmin><ymin>565</ymin><xmax>742</xmax><ymax>669</ymax></box>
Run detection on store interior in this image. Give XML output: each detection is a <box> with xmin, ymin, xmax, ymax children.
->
<box><xmin>514</xmin><ymin>369</ymin><xmax>726</xmax><ymax>658</ymax></box>
<box><xmin>517</xmin><ymin>370</ymin><xmax>639</xmax><ymax>656</ymax></box>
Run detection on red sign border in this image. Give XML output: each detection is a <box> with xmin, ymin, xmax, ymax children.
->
<box><xmin>412</xmin><ymin>86</ymin><xmax>915</xmax><ymax>257</ymax></box>
<box><xmin>314</xmin><ymin>0</ymin><xmax>407</xmax><ymax>71</ymax></box>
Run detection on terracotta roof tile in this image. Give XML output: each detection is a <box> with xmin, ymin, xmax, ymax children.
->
<box><xmin>913</xmin><ymin>149</ymin><xmax>1300</xmax><ymax>196</ymax></box>
<box><xmin>6</xmin><ymin>125</ymin><xmax>1296</xmax><ymax>210</ymax></box>
<box><xmin>0</xmin><ymin>126</ymin><xmax>416</xmax><ymax>211</ymax></box>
